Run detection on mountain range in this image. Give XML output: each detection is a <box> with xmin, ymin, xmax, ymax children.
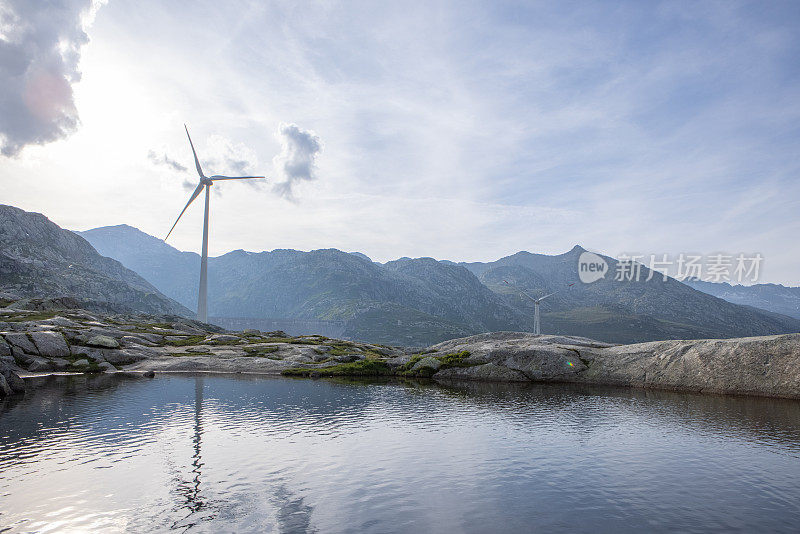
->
<box><xmin>1</xmin><ymin>204</ymin><xmax>795</xmax><ymax>346</ymax></box>
<box><xmin>684</xmin><ymin>279</ymin><xmax>800</xmax><ymax>320</ymax></box>
<box><xmin>77</xmin><ymin>223</ymin><xmax>800</xmax><ymax>345</ymax></box>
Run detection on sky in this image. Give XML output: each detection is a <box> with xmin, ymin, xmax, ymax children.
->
<box><xmin>1</xmin><ymin>0</ymin><xmax>799</xmax><ymax>284</ymax></box>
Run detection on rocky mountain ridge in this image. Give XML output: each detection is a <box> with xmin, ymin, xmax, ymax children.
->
<box><xmin>0</xmin><ymin>205</ymin><xmax>190</xmax><ymax>317</ymax></box>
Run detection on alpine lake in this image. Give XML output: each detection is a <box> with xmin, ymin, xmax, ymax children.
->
<box><xmin>1</xmin><ymin>373</ymin><xmax>799</xmax><ymax>533</ymax></box>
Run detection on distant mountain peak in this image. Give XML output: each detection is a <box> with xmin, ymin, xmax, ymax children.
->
<box><xmin>348</xmin><ymin>252</ymin><xmax>372</xmax><ymax>262</ymax></box>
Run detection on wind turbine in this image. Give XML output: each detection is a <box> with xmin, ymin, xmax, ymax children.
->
<box><xmin>503</xmin><ymin>280</ymin><xmax>574</xmax><ymax>335</ymax></box>
<box><xmin>165</xmin><ymin>125</ymin><xmax>265</xmax><ymax>323</ymax></box>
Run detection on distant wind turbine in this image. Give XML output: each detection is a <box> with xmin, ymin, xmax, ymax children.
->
<box><xmin>165</xmin><ymin>125</ymin><xmax>265</xmax><ymax>323</ymax></box>
<box><xmin>503</xmin><ymin>280</ymin><xmax>574</xmax><ymax>335</ymax></box>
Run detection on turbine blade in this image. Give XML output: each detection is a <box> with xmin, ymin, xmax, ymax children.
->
<box><xmin>184</xmin><ymin>124</ymin><xmax>205</xmax><ymax>179</ymax></box>
<box><xmin>165</xmin><ymin>183</ymin><xmax>204</xmax><ymax>240</ymax></box>
<box><xmin>209</xmin><ymin>175</ymin><xmax>266</xmax><ymax>181</ymax></box>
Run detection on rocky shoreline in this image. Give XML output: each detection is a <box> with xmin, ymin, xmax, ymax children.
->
<box><xmin>2</xmin><ymin>300</ymin><xmax>799</xmax><ymax>400</ymax></box>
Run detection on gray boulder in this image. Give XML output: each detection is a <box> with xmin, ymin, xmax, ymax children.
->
<box><xmin>69</xmin><ymin>348</ymin><xmax>108</xmax><ymax>362</ymax></box>
<box><xmin>422</xmin><ymin>331</ymin><xmax>800</xmax><ymax>398</ymax></box>
<box><xmin>86</xmin><ymin>335</ymin><xmax>120</xmax><ymax>349</ymax></box>
<box><xmin>62</xmin><ymin>331</ymin><xmax>88</xmax><ymax>345</ymax></box>
<box><xmin>10</xmin><ymin>347</ymin><xmax>34</xmax><ymax>366</ymax></box>
<box><xmin>42</xmin><ymin>316</ymin><xmax>81</xmax><ymax>328</ymax></box>
<box><xmin>86</xmin><ymin>327</ymin><xmax>128</xmax><ymax>339</ymax></box>
<box><xmin>0</xmin><ymin>362</ymin><xmax>26</xmax><ymax>396</ymax></box>
<box><xmin>3</xmin><ymin>332</ymin><xmax>38</xmax><ymax>354</ymax></box>
<box><xmin>29</xmin><ymin>331</ymin><xmax>70</xmax><ymax>357</ymax></box>
<box><xmin>122</xmin><ymin>335</ymin><xmax>157</xmax><ymax>346</ymax></box>
<box><xmin>411</xmin><ymin>356</ymin><xmax>441</xmax><ymax>372</ymax></box>
<box><xmin>27</xmin><ymin>357</ymin><xmax>52</xmax><ymax>372</ymax></box>
<box><xmin>0</xmin><ymin>337</ymin><xmax>10</xmax><ymax>357</ymax></box>
<box><xmin>52</xmin><ymin>358</ymin><xmax>70</xmax><ymax>370</ymax></box>
<box><xmin>435</xmin><ymin>363</ymin><xmax>529</xmax><ymax>382</ymax></box>
<box><xmin>85</xmin><ymin>349</ymin><xmax>108</xmax><ymax>362</ymax></box>
<box><xmin>0</xmin><ymin>374</ymin><xmax>12</xmax><ymax>396</ymax></box>
<box><xmin>72</xmin><ymin>359</ymin><xmax>90</xmax><ymax>367</ymax></box>
<box><xmin>503</xmin><ymin>346</ymin><xmax>589</xmax><ymax>380</ymax></box>
<box><xmin>132</xmin><ymin>332</ymin><xmax>165</xmax><ymax>344</ymax></box>
<box><xmin>585</xmin><ymin>333</ymin><xmax>800</xmax><ymax>397</ymax></box>
<box><xmin>98</xmin><ymin>362</ymin><xmax>116</xmax><ymax>372</ymax></box>
<box><xmin>103</xmin><ymin>348</ymin><xmax>150</xmax><ymax>366</ymax></box>
<box><xmin>385</xmin><ymin>355</ymin><xmax>413</xmax><ymax>368</ymax></box>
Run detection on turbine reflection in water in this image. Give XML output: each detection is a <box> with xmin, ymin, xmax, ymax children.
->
<box><xmin>0</xmin><ymin>374</ymin><xmax>799</xmax><ymax>533</ymax></box>
<box><xmin>172</xmin><ymin>377</ymin><xmax>214</xmax><ymax>530</ymax></box>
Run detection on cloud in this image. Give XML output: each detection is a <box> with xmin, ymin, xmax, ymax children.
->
<box><xmin>147</xmin><ymin>149</ymin><xmax>188</xmax><ymax>173</ymax></box>
<box><xmin>0</xmin><ymin>0</ymin><xmax>103</xmax><ymax>157</ymax></box>
<box><xmin>205</xmin><ymin>134</ymin><xmax>260</xmax><ymax>178</ymax></box>
<box><xmin>272</xmin><ymin>123</ymin><xmax>322</xmax><ymax>200</ymax></box>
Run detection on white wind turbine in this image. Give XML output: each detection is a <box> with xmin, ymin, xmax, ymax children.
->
<box><xmin>503</xmin><ymin>280</ymin><xmax>574</xmax><ymax>335</ymax></box>
<box><xmin>165</xmin><ymin>125</ymin><xmax>265</xmax><ymax>323</ymax></box>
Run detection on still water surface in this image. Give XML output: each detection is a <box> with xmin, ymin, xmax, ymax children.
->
<box><xmin>1</xmin><ymin>373</ymin><xmax>799</xmax><ymax>533</ymax></box>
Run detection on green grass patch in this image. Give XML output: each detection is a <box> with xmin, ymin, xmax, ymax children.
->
<box><xmin>67</xmin><ymin>360</ymin><xmax>103</xmax><ymax>373</ymax></box>
<box><xmin>262</xmin><ymin>330</ymin><xmax>289</xmax><ymax>338</ymax></box>
<box><xmin>398</xmin><ymin>354</ymin><xmax>425</xmax><ymax>373</ymax></box>
<box><xmin>205</xmin><ymin>338</ymin><xmax>245</xmax><ymax>346</ymax></box>
<box><xmin>282</xmin><ymin>359</ymin><xmax>392</xmax><ymax>378</ymax></box>
<box><xmin>327</xmin><ymin>343</ymin><xmax>358</xmax><ymax>356</ymax></box>
<box><xmin>362</xmin><ymin>350</ymin><xmax>385</xmax><ymax>361</ymax></box>
<box><xmin>126</xmin><ymin>322</ymin><xmax>175</xmax><ymax>333</ymax></box>
<box><xmin>437</xmin><ymin>350</ymin><xmax>473</xmax><ymax>368</ymax></box>
<box><xmin>0</xmin><ymin>311</ymin><xmax>58</xmax><ymax>323</ymax></box>
<box><xmin>163</xmin><ymin>335</ymin><xmax>207</xmax><ymax>347</ymax></box>
<box><xmin>283</xmin><ymin>351</ymin><xmax>474</xmax><ymax>379</ymax></box>
<box><xmin>243</xmin><ymin>345</ymin><xmax>280</xmax><ymax>357</ymax></box>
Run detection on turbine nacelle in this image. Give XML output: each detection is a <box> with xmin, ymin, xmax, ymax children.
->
<box><xmin>164</xmin><ymin>125</ymin><xmax>266</xmax><ymax>242</ymax></box>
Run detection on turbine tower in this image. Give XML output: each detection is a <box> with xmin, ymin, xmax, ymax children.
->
<box><xmin>165</xmin><ymin>125</ymin><xmax>265</xmax><ymax>323</ymax></box>
<box><xmin>503</xmin><ymin>281</ymin><xmax>574</xmax><ymax>335</ymax></box>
